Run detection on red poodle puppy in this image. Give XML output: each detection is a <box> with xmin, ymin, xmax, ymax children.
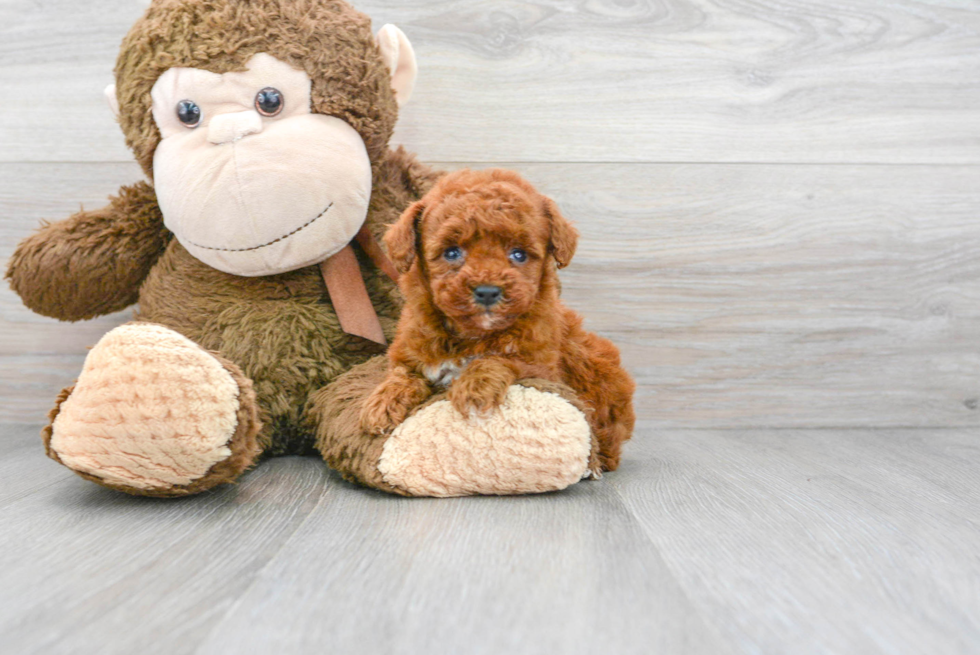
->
<box><xmin>360</xmin><ymin>168</ymin><xmax>635</xmax><ymax>472</ymax></box>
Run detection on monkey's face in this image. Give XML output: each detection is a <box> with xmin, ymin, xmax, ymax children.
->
<box><xmin>150</xmin><ymin>53</ymin><xmax>373</xmax><ymax>277</ymax></box>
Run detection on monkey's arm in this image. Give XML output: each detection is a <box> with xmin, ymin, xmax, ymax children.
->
<box><xmin>5</xmin><ymin>181</ymin><xmax>171</xmax><ymax>322</ymax></box>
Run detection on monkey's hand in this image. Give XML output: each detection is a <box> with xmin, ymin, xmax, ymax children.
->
<box><xmin>6</xmin><ymin>181</ymin><xmax>170</xmax><ymax>322</ymax></box>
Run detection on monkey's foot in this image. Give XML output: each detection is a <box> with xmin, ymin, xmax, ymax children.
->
<box><xmin>378</xmin><ymin>380</ymin><xmax>595</xmax><ymax>497</ymax></box>
<box><xmin>44</xmin><ymin>323</ymin><xmax>262</xmax><ymax>497</ymax></box>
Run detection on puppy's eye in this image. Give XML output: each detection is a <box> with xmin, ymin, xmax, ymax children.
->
<box><xmin>255</xmin><ymin>87</ymin><xmax>284</xmax><ymax>117</ymax></box>
<box><xmin>443</xmin><ymin>246</ymin><xmax>464</xmax><ymax>262</ymax></box>
<box><xmin>509</xmin><ymin>248</ymin><xmax>528</xmax><ymax>264</ymax></box>
<box><xmin>176</xmin><ymin>100</ymin><xmax>202</xmax><ymax>128</ymax></box>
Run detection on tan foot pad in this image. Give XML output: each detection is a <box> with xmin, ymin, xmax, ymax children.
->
<box><xmin>378</xmin><ymin>386</ymin><xmax>592</xmax><ymax>497</ymax></box>
<box><xmin>50</xmin><ymin>324</ymin><xmax>242</xmax><ymax>492</ymax></box>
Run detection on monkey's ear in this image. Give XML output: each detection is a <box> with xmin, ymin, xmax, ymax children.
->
<box><xmin>542</xmin><ymin>197</ymin><xmax>579</xmax><ymax>268</ymax></box>
<box><xmin>385</xmin><ymin>200</ymin><xmax>426</xmax><ymax>274</ymax></box>
<box><xmin>104</xmin><ymin>83</ymin><xmax>120</xmax><ymax>118</ymax></box>
<box><xmin>376</xmin><ymin>24</ymin><xmax>418</xmax><ymax>107</ymax></box>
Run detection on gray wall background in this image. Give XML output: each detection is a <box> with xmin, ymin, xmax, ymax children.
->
<box><xmin>2</xmin><ymin>0</ymin><xmax>978</xmax><ymax>427</ymax></box>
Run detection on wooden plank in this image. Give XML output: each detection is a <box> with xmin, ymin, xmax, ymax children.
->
<box><xmin>1</xmin><ymin>0</ymin><xmax>979</xmax><ymax>164</ymax></box>
<box><xmin>0</xmin><ymin>423</ymin><xmax>72</xmax><ymax>508</ymax></box>
<box><xmin>5</xmin><ymin>425</ymin><xmax>976</xmax><ymax>654</ymax></box>
<box><xmin>612</xmin><ymin>426</ymin><xmax>980</xmax><ymax>655</ymax></box>
<box><xmin>0</xmin><ymin>456</ymin><xmax>332</xmax><ymax>655</ymax></box>
<box><xmin>0</xmin><ymin>0</ymin><xmax>140</xmax><ymax>164</ymax></box>
<box><xmin>3</xmin><ymin>162</ymin><xmax>978</xmax><ymax>428</ymax></box>
<box><xmin>0</xmin><ymin>355</ymin><xmax>83</xmax><ymax>424</ymax></box>
<box><xmin>530</xmin><ymin>162</ymin><xmax>980</xmax><ymax>427</ymax></box>
<box><xmin>192</xmin><ymin>473</ymin><xmax>729</xmax><ymax>655</ymax></box>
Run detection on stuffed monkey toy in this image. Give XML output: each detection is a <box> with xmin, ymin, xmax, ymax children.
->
<box><xmin>6</xmin><ymin>0</ymin><xmax>597</xmax><ymax>498</ymax></box>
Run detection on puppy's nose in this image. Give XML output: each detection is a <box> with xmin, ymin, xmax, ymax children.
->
<box><xmin>473</xmin><ymin>285</ymin><xmax>502</xmax><ymax>307</ymax></box>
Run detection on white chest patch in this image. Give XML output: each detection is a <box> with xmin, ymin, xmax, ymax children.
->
<box><xmin>424</xmin><ymin>357</ymin><xmax>475</xmax><ymax>387</ymax></box>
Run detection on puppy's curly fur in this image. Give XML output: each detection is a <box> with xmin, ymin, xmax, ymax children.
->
<box><xmin>361</xmin><ymin>169</ymin><xmax>635</xmax><ymax>471</ymax></box>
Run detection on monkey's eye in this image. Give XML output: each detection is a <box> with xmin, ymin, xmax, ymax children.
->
<box><xmin>509</xmin><ymin>248</ymin><xmax>528</xmax><ymax>264</ymax></box>
<box><xmin>176</xmin><ymin>100</ymin><xmax>202</xmax><ymax>128</ymax></box>
<box><xmin>443</xmin><ymin>246</ymin><xmax>464</xmax><ymax>262</ymax></box>
<box><xmin>255</xmin><ymin>87</ymin><xmax>284</xmax><ymax>117</ymax></box>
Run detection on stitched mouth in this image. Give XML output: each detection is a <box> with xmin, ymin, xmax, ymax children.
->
<box><xmin>185</xmin><ymin>203</ymin><xmax>334</xmax><ymax>253</ymax></box>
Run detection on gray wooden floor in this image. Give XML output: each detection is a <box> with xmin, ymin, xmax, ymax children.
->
<box><xmin>2</xmin><ymin>1</ymin><xmax>979</xmax><ymax>653</ymax></box>
<box><xmin>2</xmin><ymin>423</ymin><xmax>979</xmax><ymax>654</ymax></box>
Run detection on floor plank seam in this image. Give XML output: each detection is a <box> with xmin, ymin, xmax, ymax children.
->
<box><xmin>604</xmin><ymin>478</ymin><xmax>737</xmax><ymax>652</ymax></box>
<box><xmin>0</xmin><ymin>475</ymin><xmax>71</xmax><ymax>512</ymax></box>
<box><xmin>188</xmin><ymin>480</ymin><xmax>335</xmax><ymax>655</ymax></box>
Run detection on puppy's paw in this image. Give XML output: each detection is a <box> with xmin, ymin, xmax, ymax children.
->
<box><xmin>448</xmin><ymin>374</ymin><xmax>510</xmax><ymax>418</ymax></box>
<box><xmin>359</xmin><ymin>371</ymin><xmax>432</xmax><ymax>435</ymax></box>
<box><xmin>359</xmin><ymin>389</ymin><xmax>406</xmax><ymax>435</ymax></box>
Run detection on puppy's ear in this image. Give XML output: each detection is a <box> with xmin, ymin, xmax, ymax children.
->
<box><xmin>542</xmin><ymin>197</ymin><xmax>578</xmax><ymax>268</ymax></box>
<box><xmin>385</xmin><ymin>200</ymin><xmax>425</xmax><ymax>274</ymax></box>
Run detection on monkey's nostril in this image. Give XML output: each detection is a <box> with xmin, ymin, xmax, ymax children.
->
<box><xmin>473</xmin><ymin>285</ymin><xmax>502</xmax><ymax>307</ymax></box>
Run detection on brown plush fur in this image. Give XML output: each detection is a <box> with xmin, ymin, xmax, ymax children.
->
<box><xmin>306</xmin><ymin>355</ymin><xmax>412</xmax><ymax>496</ymax></box>
<box><xmin>7</xmin><ymin>0</ymin><xmax>442</xmax><ymax>487</ymax></box>
<box><xmin>6</xmin><ymin>182</ymin><xmax>170</xmax><ymax>321</ymax></box>
<box><xmin>361</xmin><ymin>169</ymin><xmax>635</xmax><ymax>471</ymax></box>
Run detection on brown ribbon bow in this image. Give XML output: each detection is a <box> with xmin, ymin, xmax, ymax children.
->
<box><xmin>318</xmin><ymin>225</ymin><xmax>399</xmax><ymax>346</ymax></box>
